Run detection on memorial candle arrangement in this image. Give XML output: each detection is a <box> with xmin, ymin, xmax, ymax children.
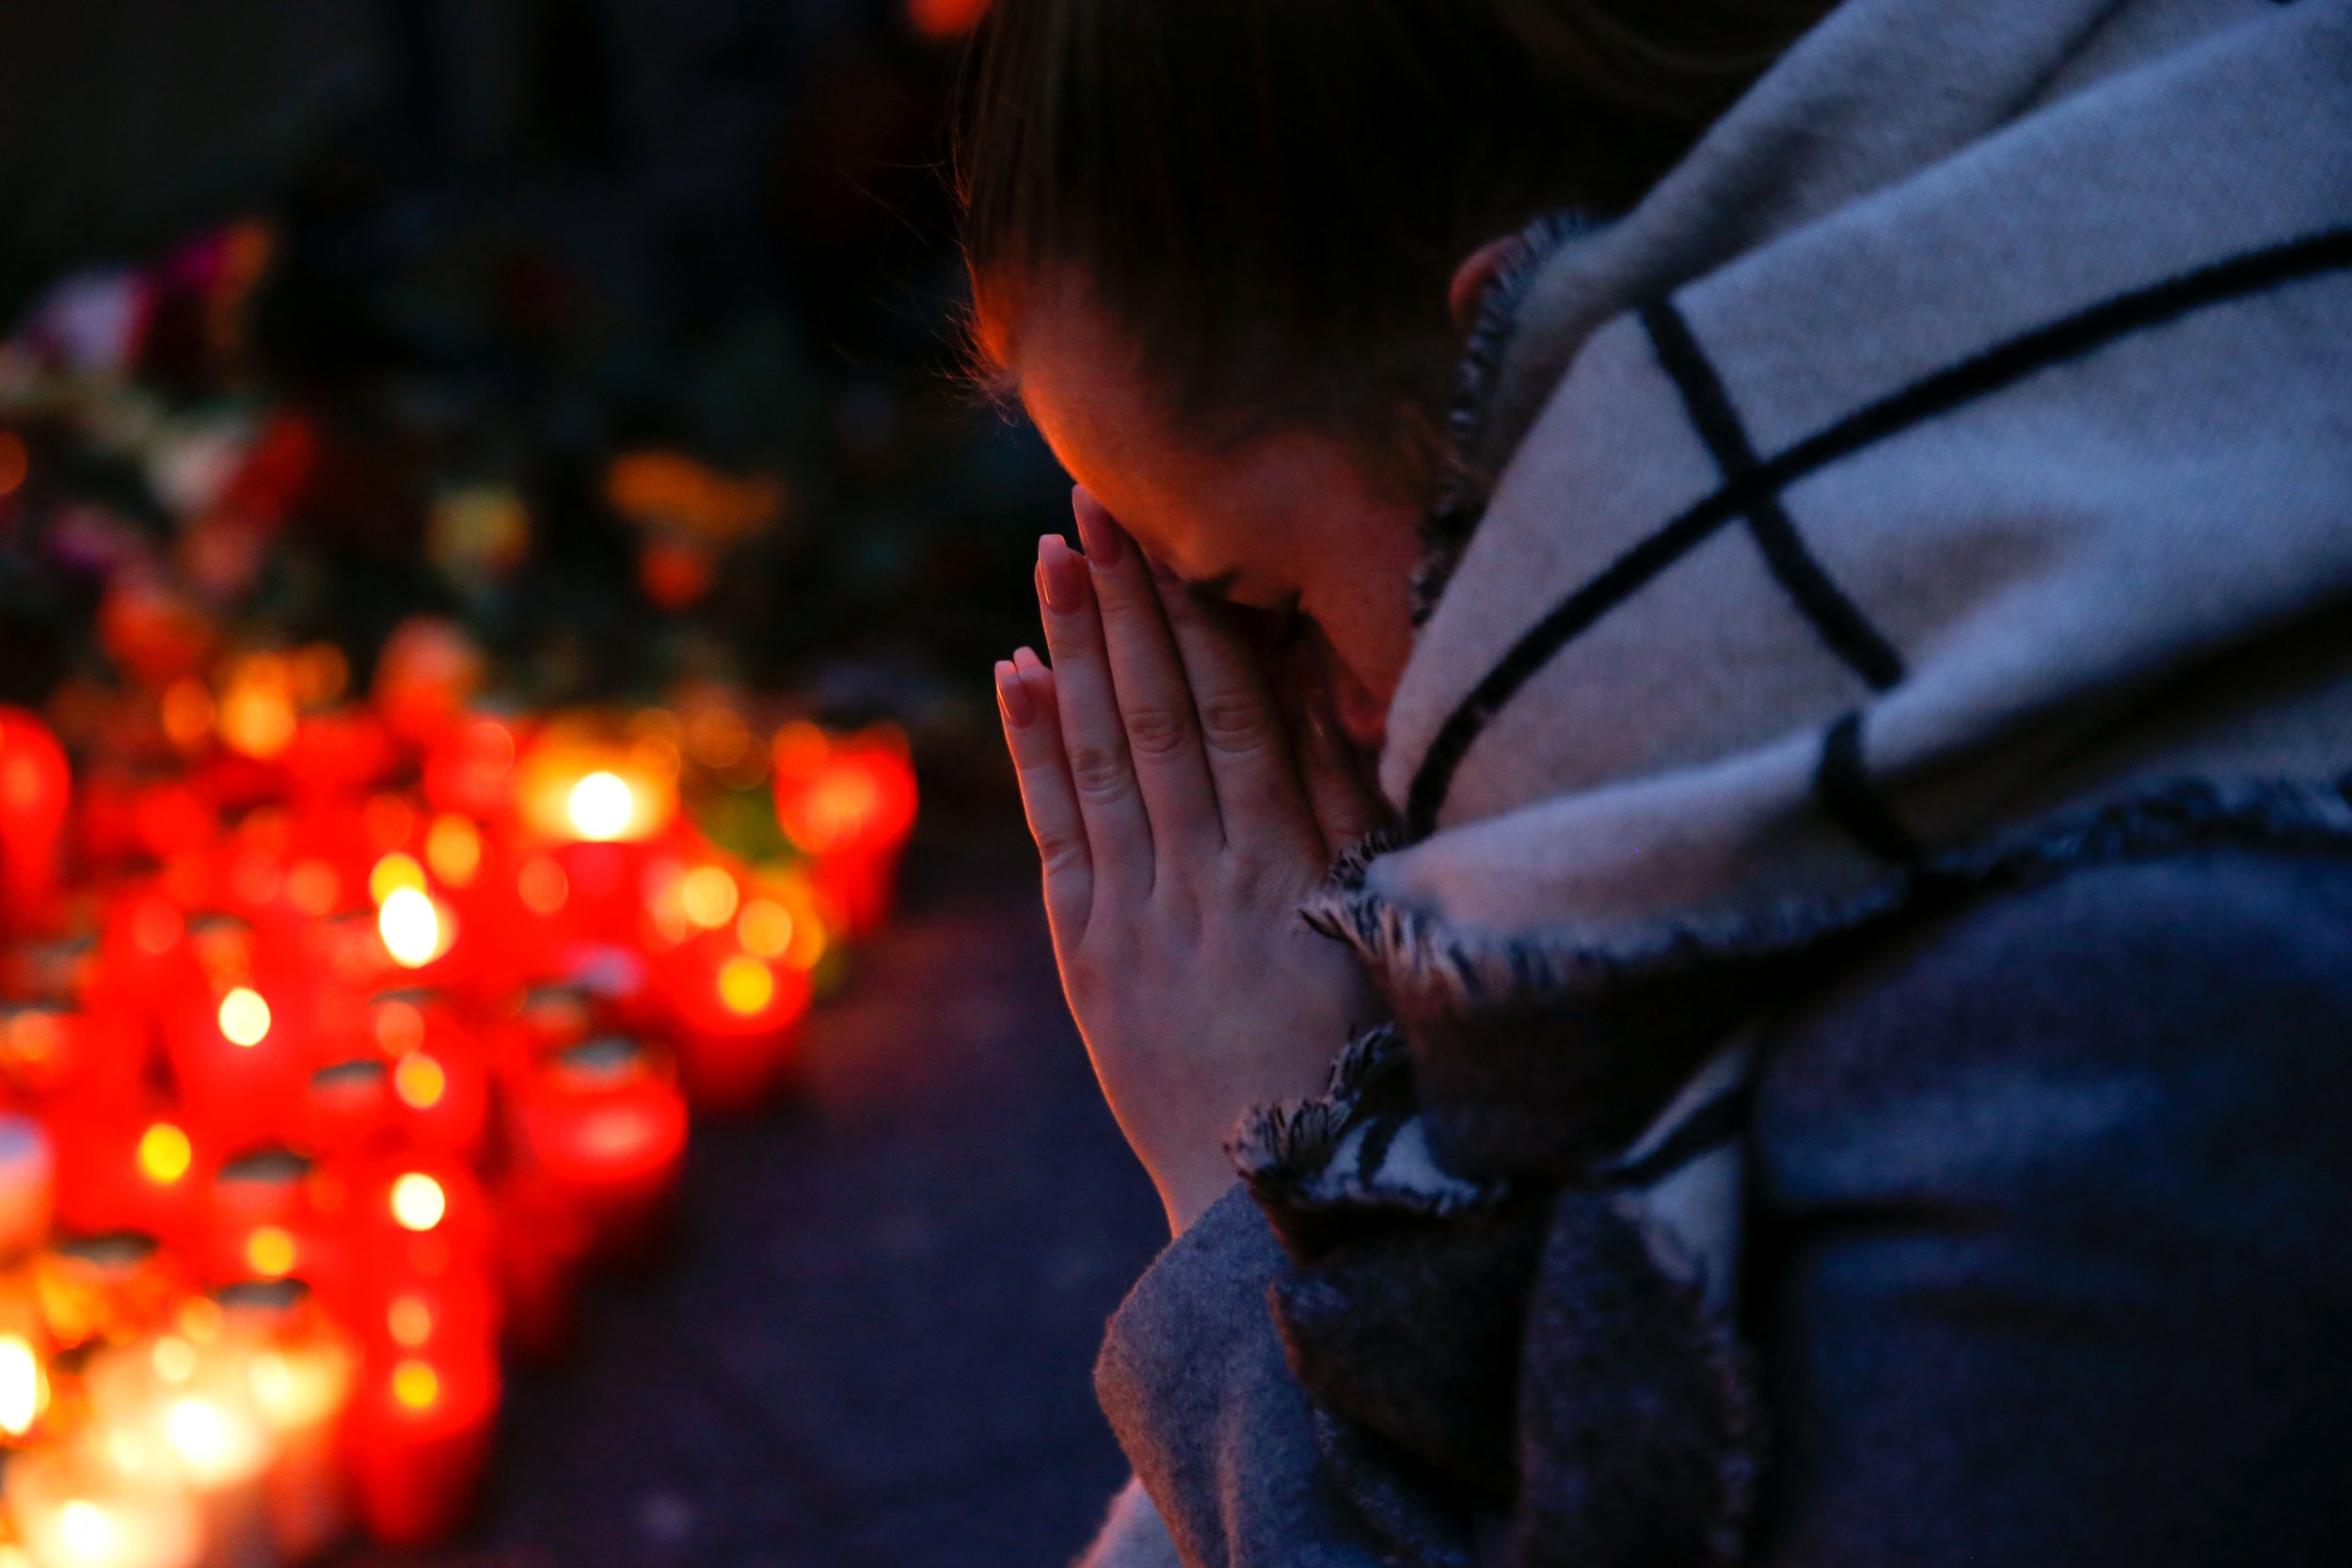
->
<box><xmin>0</xmin><ymin>681</ymin><xmax>915</xmax><ymax>1564</ymax></box>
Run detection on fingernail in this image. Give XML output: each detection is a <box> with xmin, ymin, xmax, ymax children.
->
<box><xmin>1039</xmin><ymin>535</ymin><xmax>1086</xmax><ymax>612</ymax></box>
<box><xmin>994</xmin><ymin>659</ymin><xmax>1034</xmax><ymax>725</ymax></box>
<box><xmin>1073</xmin><ymin>494</ymin><xmax>1125</xmax><ymax>566</ymax></box>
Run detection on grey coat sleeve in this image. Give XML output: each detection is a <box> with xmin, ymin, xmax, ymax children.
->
<box><xmin>1750</xmin><ymin>846</ymin><xmax>2352</xmax><ymax>1566</ymax></box>
<box><xmin>1092</xmin><ymin>1186</ymin><xmax>1394</xmax><ymax>1568</ymax></box>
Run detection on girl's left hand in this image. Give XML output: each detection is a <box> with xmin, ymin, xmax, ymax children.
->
<box><xmin>995</xmin><ymin>488</ymin><xmax>1389</xmax><ymax>1234</ymax></box>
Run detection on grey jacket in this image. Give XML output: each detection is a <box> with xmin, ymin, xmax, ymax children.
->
<box><xmin>1078</xmin><ymin>0</ymin><xmax>2352</xmax><ymax>1560</ymax></box>
<box><xmin>1091</xmin><ymin>845</ymin><xmax>2352</xmax><ymax>1565</ymax></box>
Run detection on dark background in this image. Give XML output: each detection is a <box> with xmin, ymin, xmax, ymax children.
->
<box><xmin>2</xmin><ymin>3</ymin><xmax>1166</xmax><ymax>1562</ymax></box>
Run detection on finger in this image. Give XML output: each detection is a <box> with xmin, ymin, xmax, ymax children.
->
<box><xmin>1293</xmin><ymin>661</ymin><xmax>1391</xmax><ymax>855</ymax></box>
<box><xmin>997</xmin><ymin>651</ymin><xmax>1093</xmax><ymax>936</ymax></box>
<box><xmin>1036</xmin><ymin>531</ymin><xmax>1155</xmax><ymax>895</ymax></box>
<box><xmin>1072</xmin><ymin>488</ymin><xmax>1222</xmax><ymax>858</ymax></box>
<box><xmin>1144</xmin><ymin>564</ymin><xmax>1322</xmax><ymax>865</ymax></box>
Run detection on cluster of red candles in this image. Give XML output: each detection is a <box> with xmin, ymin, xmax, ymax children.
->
<box><xmin>0</xmin><ymin>670</ymin><xmax>917</xmax><ymax>1566</ymax></box>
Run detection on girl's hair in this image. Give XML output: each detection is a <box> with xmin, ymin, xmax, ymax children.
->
<box><xmin>956</xmin><ymin>0</ymin><xmax>1836</xmax><ymax>466</ymax></box>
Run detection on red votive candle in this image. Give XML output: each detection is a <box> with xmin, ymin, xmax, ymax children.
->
<box><xmin>506</xmin><ymin>1036</ymin><xmax>688</xmax><ymax>1263</ymax></box>
<box><xmin>655</xmin><ymin>932</ymin><xmax>811</xmax><ymax>1114</ymax></box>
<box><xmin>348</xmin><ymin>1339</ymin><xmax>499</xmax><ymax>1550</ymax></box>
<box><xmin>0</xmin><ymin>707</ymin><xmax>72</xmax><ymax>939</ymax></box>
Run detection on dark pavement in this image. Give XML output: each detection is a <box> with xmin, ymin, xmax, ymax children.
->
<box><xmin>355</xmin><ymin>816</ymin><xmax>1168</xmax><ymax>1568</ymax></box>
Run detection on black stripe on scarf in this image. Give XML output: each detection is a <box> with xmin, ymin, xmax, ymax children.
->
<box><xmin>1402</xmin><ymin>227</ymin><xmax>2352</xmax><ymax>842</ymax></box>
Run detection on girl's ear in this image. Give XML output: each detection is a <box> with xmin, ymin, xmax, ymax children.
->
<box><xmin>1447</xmin><ymin>236</ymin><xmax>1519</xmax><ymax>333</ymax></box>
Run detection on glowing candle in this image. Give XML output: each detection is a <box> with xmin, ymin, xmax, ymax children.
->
<box><xmin>5</xmin><ymin>1443</ymin><xmax>202</xmax><ymax>1568</ymax></box>
<box><xmin>34</xmin><ymin>1234</ymin><xmax>189</xmax><ymax>1353</ymax></box>
<box><xmin>506</xmin><ymin>1037</ymin><xmax>688</xmax><ymax>1263</ymax></box>
<box><xmin>347</xmin><ymin>1345</ymin><xmax>498</xmax><ymax>1549</ymax></box>
<box><xmin>300</xmin><ymin>1060</ymin><xmax>391</xmax><ymax>1160</ymax></box>
<box><xmin>771</xmin><ymin>723</ymin><xmax>916</xmax><ymax>938</ymax></box>
<box><xmin>654</xmin><ymin>935</ymin><xmax>812</xmax><ymax>1115</ymax></box>
<box><xmin>84</xmin><ymin>1331</ymin><xmax>278</xmax><ymax>1568</ymax></box>
<box><xmin>0</xmin><ymin>709</ymin><xmax>72</xmax><ymax>939</ymax></box>
<box><xmin>52</xmin><ymin>1116</ymin><xmax>206</xmax><ymax>1248</ymax></box>
<box><xmin>217</xmin><ymin>1280</ymin><xmax>357</xmax><ymax>1563</ymax></box>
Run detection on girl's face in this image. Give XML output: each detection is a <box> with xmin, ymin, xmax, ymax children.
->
<box><xmin>986</xmin><ymin>274</ymin><xmax>1424</xmax><ymax>752</ymax></box>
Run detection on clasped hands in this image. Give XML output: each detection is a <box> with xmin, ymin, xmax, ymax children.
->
<box><xmin>994</xmin><ymin>488</ymin><xmax>1388</xmax><ymax>1234</ymax></box>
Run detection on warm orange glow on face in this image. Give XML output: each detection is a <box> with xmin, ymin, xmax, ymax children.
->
<box><xmin>389</xmin><ymin>1173</ymin><xmax>447</xmax><ymax>1232</ymax></box>
<box><xmin>392</xmin><ymin>1053</ymin><xmax>448</xmax><ymax>1110</ymax></box>
<box><xmin>137</xmin><ymin>1122</ymin><xmax>194</xmax><ymax>1186</ymax></box>
<box><xmin>245</xmin><ymin>1226</ymin><xmax>298</xmax><ymax>1278</ymax></box>
<box><xmin>717</xmin><ymin>955</ymin><xmax>776</xmax><ymax>1017</ymax></box>
<box><xmin>387</xmin><ymin>1295</ymin><xmax>435</xmax><ymax>1348</ymax></box>
<box><xmin>0</xmin><ymin>1336</ymin><xmax>47</xmax><ymax>1437</ymax></box>
<box><xmin>424</xmin><ymin>815</ymin><xmax>483</xmax><ymax>887</ymax></box>
<box><xmin>217</xmin><ymin>988</ymin><xmax>271</xmax><ymax>1047</ymax></box>
<box><xmin>369</xmin><ymin>852</ymin><xmax>427</xmax><ymax>906</ymax></box>
<box><xmin>390</xmin><ymin>1360</ymin><xmax>439</xmax><ymax>1411</ymax></box>
<box><xmin>378</xmin><ymin>887</ymin><xmax>441</xmax><ymax>969</ymax></box>
<box><xmin>566</xmin><ymin>771</ymin><xmax>635</xmax><ymax>841</ymax></box>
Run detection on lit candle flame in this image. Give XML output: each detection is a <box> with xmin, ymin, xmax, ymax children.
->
<box><xmin>389</xmin><ymin>1173</ymin><xmax>447</xmax><ymax>1232</ymax></box>
<box><xmin>717</xmin><ymin>955</ymin><xmax>775</xmax><ymax>1017</ymax></box>
<box><xmin>137</xmin><ymin>1122</ymin><xmax>193</xmax><ymax>1185</ymax></box>
<box><xmin>393</xmin><ymin>1053</ymin><xmax>448</xmax><ymax>1109</ymax></box>
<box><xmin>59</xmin><ymin>1501</ymin><xmax>113</xmax><ymax>1560</ymax></box>
<box><xmin>390</xmin><ymin>1360</ymin><xmax>439</xmax><ymax>1412</ymax></box>
<box><xmin>0</xmin><ymin>1336</ymin><xmax>47</xmax><ymax>1437</ymax></box>
<box><xmin>217</xmin><ymin>988</ymin><xmax>271</xmax><ymax>1047</ymax></box>
<box><xmin>566</xmin><ymin>771</ymin><xmax>636</xmax><ymax>841</ymax></box>
<box><xmin>378</xmin><ymin>886</ymin><xmax>441</xmax><ymax>969</ymax></box>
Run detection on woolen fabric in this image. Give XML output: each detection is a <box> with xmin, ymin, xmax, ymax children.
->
<box><xmin>1080</xmin><ymin>0</ymin><xmax>2352</xmax><ymax>1561</ymax></box>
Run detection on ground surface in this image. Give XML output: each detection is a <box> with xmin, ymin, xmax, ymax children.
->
<box><xmin>348</xmin><ymin>818</ymin><xmax>1168</xmax><ymax>1568</ymax></box>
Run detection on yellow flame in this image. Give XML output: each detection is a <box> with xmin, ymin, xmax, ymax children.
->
<box><xmin>378</xmin><ymin>887</ymin><xmax>441</xmax><ymax>969</ymax></box>
<box><xmin>679</xmin><ymin>865</ymin><xmax>740</xmax><ymax>930</ymax></box>
<box><xmin>389</xmin><ymin>1173</ymin><xmax>447</xmax><ymax>1232</ymax></box>
<box><xmin>218</xmin><ymin>657</ymin><xmax>297</xmax><ymax>760</ymax></box>
<box><xmin>717</xmin><ymin>955</ymin><xmax>776</xmax><ymax>1017</ymax></box>
<box><xmin>137</xmin><ymin>1122</ymin><xmax>193</xmax><ymax>1186</ymax></box>
<box><xmin>0</xmin><ymin>1336</ymin><xmax>47</xmax><ymax>1437</ymax></box>
<box><xmin>425</xmin><ymin>815</ymin><xmax>484</xmax><ymax>887</ymax></box>
<box><xmin>246</xmin><ymin>1226</ymin><xmax>298</xmax><ymax>1278</ymax></box>
<box><xmin>59</xmin><ymin>1502</ymin><xmax>113</xmax><ymax>1560</ymax></box>
<box><xmin>566</xmin><ymin>771</ymin><xmax>636</xmax><ymax>841</ymax></box>
<box><xmin>393</xmin><ymin>1053</ymin><xmax>448</xmax><ymax>1109</ymax></box>
<box><xmin>369</xmin><ymin>852</ymin><xmax>428</xmax><ymax>906</ymax></box>
<box><xmin>217</xmin><ymin>988</ymin><xmax>271</xmax><ymax>1047</ymax></box>
<box><xmin>164</xmin><ymin>1395</ymin><xmax>267</xmax><ymax>1485</ymax></box>
<box><xmin>390</xmin><ymin>1360</ymin><xmax>439</xmax><ymax>1412</ymax></box>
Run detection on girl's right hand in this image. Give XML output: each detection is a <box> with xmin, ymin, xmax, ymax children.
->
<box><xmin>994</xmin><ymin>489</ymin><xmax>1389</xmax><ymax>1234</ymax></box>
